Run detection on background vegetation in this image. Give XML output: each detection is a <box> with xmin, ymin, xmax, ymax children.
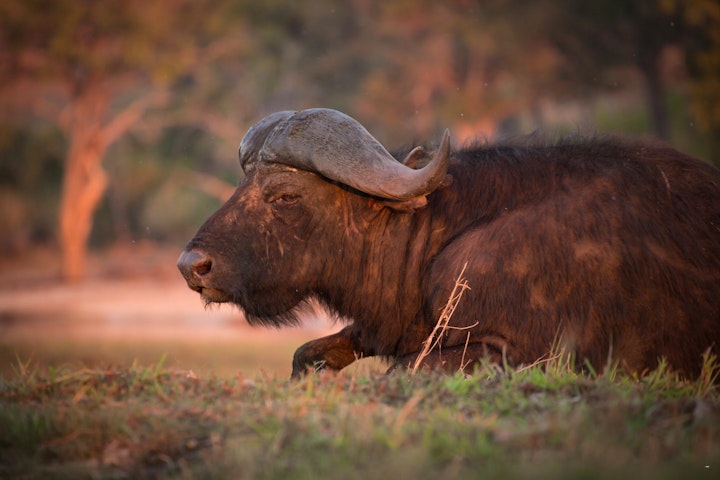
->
<box><xmin>1</xmin><ymin>0</ymin><xmax>719</xmax><ymax>281</ymax></box>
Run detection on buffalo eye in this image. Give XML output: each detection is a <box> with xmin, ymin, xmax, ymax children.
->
<box><xmin>273</xmin><ymin>193</ymin><xmax>300</xmax><ymax>205</ymax></box>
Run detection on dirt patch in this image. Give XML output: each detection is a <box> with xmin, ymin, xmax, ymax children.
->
<box><xmin>0</xmin><ymin>243</ymin><xmax>338</xmax><ymax>376</ymax></box>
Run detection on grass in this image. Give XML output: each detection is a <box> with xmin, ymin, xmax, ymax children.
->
<box><xmin>0</xmin><ymin>331</ymin><xmax>314</xmax><ymax>379</ymax></box>
<box><xmin>1</xmin><ymin>353</ymin><xmax>718</xmax><ymax>479</ymax></box>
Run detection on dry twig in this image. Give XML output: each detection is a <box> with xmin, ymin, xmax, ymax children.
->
<box><xmin>411</xmin><ymin>262</ymin><xmax>471</xmax><ymax>374</ymax></box>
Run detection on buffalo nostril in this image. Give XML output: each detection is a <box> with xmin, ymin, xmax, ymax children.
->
<box><xmin>177</xmin><ymin>250</ymin><xmax>213</xmax><ymax>278</ymax></box>
<box><xmin>194</xmin><ymin>258</ymin><xmax>211</xmax><ymax>276</ymax></box>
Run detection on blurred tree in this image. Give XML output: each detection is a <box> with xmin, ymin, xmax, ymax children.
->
<box><xmin>353</xmin><ymin>0</ymin><xmax>565</xmax><ymax>141</ymax></box>
<box><xmin>227</xmin><ymin>0</ymin><xmax>372</xmax><ymax>114</ymax></box>
<box><xmin>352</xmin><ymin>0</ymin><xmax>719</xmax><ymax>149</ymax></box>
<box><xmin>0</xmin><ymin>0</ymin><xmax>244</xmax><ymax>281</ymax></box>
<box><xmin>143</xmin><ymin>0</ymin><xmax>374</xmax><ymax>178</ymax></box>
<box><xmin>0</xmin><ymin>124</ymin><xmax>65</xmax><ymax>251</ymax></box>
<box><xmin>545</xmin><ymin>0</ymin><xmax>683</xmax><ymax>140</ymax></box>
<box><xmin>660</xmin><ymin>0</ymin><xmax>720</xmax><ymax>140</ymax></box>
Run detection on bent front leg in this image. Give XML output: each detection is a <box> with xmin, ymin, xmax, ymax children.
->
<box><xmin>291</xmin><ymin>325</ymin><xmax>365</xmax><ymax>378</ymax></box>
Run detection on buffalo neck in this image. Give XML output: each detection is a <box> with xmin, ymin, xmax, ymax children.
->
<box><xmin>312</xmin><ymin>193</ymin><xmax>461</xmax><ymax>356</ymax></box>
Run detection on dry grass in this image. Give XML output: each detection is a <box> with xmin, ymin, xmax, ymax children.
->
<box><xmin>412</xmin><ymin>262</ymin><xmax>475</xmax><ymax>374</ymax></box>
<box><xmin>1</xmin><ymin>356</ymin><xmax>718</xmax><ymax>479</ymax></box>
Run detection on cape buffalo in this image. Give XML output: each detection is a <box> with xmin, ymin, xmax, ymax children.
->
<box><xmin>178</xmin><ymin>108</ymin><xmax>720</xmax><ymax>378</ymax></box>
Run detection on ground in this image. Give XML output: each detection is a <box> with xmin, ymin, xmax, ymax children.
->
<box><xmin>0</xmin><ymin>242</ymin><xmax>340</xmax><ymax>378</ymax></box>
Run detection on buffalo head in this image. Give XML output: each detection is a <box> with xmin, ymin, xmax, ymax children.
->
<box><xmin>177</xmin><ymin>108</ymin><xmax>449</xmax><ymax>326</ymax></box>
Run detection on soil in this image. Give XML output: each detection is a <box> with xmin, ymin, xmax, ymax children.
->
<box><xmin>0</xmin><ymin>242</ymin><xmax>336</xmax><ymax>365</ymax></box>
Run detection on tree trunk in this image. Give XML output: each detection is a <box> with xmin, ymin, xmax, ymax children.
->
<box><xmin>59</xmin><ymin>137</ymin><xmax>108</xmax><ymax>281</ymax></box>
<box><xmin>56</xmin><ymin>86</ymin><xmax>166</xmax><ymax>281</ymax></box>
<box><xmin>643</xmin><ymin>60</ymin><xmax>670</xmax><ymax>141</ymax></box>
<box><xmin>58</xmin><ymin>90</ymin><xmax>109</xmax><ymax>282</ymax></box>
<box><xmin>636</xmin><ymin>37</ymin><xmax>670</xmax><ymax>141</ymax></box>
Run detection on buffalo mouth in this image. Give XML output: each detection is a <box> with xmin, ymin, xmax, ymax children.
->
<box><xmin>188</xmin><ymin>280</ymin><xmax>312</xmax><ymax>327</ymax></box>
<box><xmin>185</xmin><ymin>282</ymin><xmax>232</xmax><ymax>304</ymax></box>
<box><xmin>200</xmin><ymin>288</ymin><xmax>232</xmax><ymax>305</ymax></box>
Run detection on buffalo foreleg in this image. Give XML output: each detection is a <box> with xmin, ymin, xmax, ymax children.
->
<box><xmin>291</xmin><ymin>325</ymin><xmax>364</xmax><ymax>378</ymax></box>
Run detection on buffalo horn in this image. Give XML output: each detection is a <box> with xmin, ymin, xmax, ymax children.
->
<box><xmin>239</xmin><ymin>110</ymin><xmax>295</xmax><ymax>173</ymax></box>
<box><xmin>255</xmin><ymin>108</ymin><xmax>450</xmax><ymax>201</ymax></box>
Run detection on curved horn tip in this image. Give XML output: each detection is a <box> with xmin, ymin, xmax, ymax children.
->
<box><xmin>439</xmin><ymin>129</ymin><xmax>451</xmax><ymax>153</ymax></box>
<box><xmin>429</xmin><ymin>128</ymin><xmax>451</xmax><ymax>168</ymax></box>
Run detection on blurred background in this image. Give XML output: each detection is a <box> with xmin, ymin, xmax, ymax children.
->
<box><xmin>0</xmin><ymin>0</ymin><xmax>718</xmax><ymax>377</ymax></box>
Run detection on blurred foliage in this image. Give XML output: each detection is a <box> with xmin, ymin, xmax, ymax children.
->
<box><xmin>0</xmin><ymin>0</ymin><xmax>718</xmax><ymax>256</ymax></box>
<box><xmin>0</xmin><ymin>124</ymin><xmax>65</xmax><ymax>250</ymax></box>
<box><xmin>661</xmin><ymin>0</ymin><xmax>720</xmax><ymax>133</ymax></box>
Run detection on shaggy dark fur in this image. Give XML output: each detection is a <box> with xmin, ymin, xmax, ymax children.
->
<box><xmin>181</xmin><ymin>135</ymin><xmax>720</xmax><ymax>378</ymax></box>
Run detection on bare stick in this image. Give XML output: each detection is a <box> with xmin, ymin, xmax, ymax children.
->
<box><xmin>411</xmin><ymin>262</ymin><xmax>471</xmax><ymax>374</ymax></box>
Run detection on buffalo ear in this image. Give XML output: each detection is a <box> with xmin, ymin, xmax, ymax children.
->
<box><xmin>372</xmin><ymin>195</ymin><xmax>428</xmax><ymax>213</ymax></box>
<box><xmin>401</xmin><ymin>146</ymin><xmax>426</xmax><ymax>169</ymax></box>
<box><xmin>370</xmin><ymin>172</ymin><xmax>453</xmax><ymax>212</ymax></box>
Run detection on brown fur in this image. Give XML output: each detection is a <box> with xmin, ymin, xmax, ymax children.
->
<box><xmin>180</xmin><ymin>136</ymin><xmax>720</xmax><ymax>378</ymax></box>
